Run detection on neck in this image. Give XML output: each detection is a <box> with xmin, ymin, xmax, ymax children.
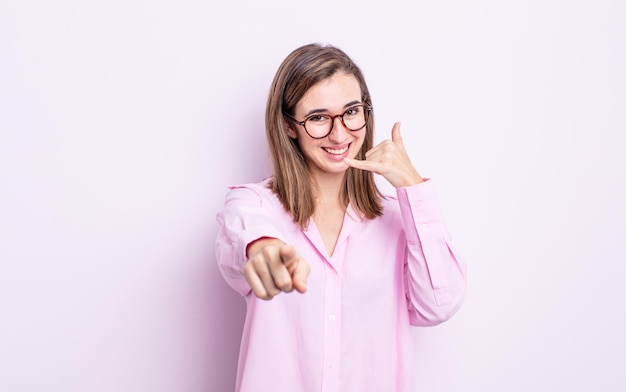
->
<box><xmin>312</xmin><ymin>171</ymin><xmax>346</xmax><ymax>209</ymax></box>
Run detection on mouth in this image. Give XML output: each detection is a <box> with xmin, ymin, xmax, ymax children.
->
<box><xmin>322</xmin><ymin>143</ymin><xmax>350</xmax><ymax>156</ymax></box>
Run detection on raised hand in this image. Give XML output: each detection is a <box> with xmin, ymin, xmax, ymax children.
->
<box><xmin>244</xmin><ymin>238</ymin><xmax>310</xmax><ymax>300</ymax></box>
<box><xmin>344</xmin><ymin>122</ymin><xmax>423</xmax><ymax>187</ymax></box>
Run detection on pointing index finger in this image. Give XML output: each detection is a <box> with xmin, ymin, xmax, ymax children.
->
<box><xmin>279</xmin><ymin>245</ymin><xmax>298</xmax><ymax>269</ymax></box>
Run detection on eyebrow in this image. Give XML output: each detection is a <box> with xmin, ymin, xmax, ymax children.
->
<box><xmin>302</xmin><ymin>100</ymin><xmax>362</xmax><ymax>118</ymax></box>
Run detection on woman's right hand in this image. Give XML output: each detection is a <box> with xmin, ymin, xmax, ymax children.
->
<box><xmin>244</xmin><ymin>238</ymin><xmax>310</xmax><ymax>300</ymax></box>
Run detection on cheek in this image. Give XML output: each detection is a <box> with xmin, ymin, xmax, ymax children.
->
<box><xmin>298</xmin><ymin>138</ymin><xmax>317</xmax><ymax>155</ymax></box>
<box><xmin>354</xmin><ymin>134</ymin><xmax>367</xmax><ymax>154</ymax></box>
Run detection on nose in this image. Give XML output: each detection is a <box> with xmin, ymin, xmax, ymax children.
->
<box><xmin>327</xmin><ymin>115</ymin><xmax>349</xmax><ymax>142</ymax></box>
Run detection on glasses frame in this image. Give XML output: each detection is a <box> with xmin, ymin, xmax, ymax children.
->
<box><xmin>286</xmin><ymin>104</ymin><xmax>373</xmax><ymax>139</ymax></box>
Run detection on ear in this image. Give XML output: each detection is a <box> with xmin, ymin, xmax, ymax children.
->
<box><xmin>284</xmin><ymin>121</ymin><xmax>298</xmax><ymax>139</ymax></box>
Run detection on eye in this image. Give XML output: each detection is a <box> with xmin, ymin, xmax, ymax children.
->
<box><xmin>307</xmin><ymin>114</ymin><xmax>330</xmax><ymax>123</ymax></box>
<box><xmin>344</xmin><ymin>106</ymin><xmax>361</xmax><ymax>117</ymax></box>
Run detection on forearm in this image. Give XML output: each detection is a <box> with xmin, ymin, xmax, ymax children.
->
<box><xmin>397</xmin><ymin>181</ymin><xmax>468</xmax><ymax>325</ymax></box>
<box><xmin>215</xmin><ymin>186</ymin><xmax>287</xmax><ymax>296</ymax></box>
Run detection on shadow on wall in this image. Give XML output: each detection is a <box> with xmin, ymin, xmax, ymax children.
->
<box><xmin>203</xmin><ymin>224</ymin><xmax>246</xmax><ymax>392</ymax></box>
<box><xmin>199</xmin><ymin>188</ymin><xmax>246</xmax><ymax>392</ymax></box>
<box><xmin>200</xmin><ymin>70</ymin><xmax>271</xmax><ymax>391</ymax></box>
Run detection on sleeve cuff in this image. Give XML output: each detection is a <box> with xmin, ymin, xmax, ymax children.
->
<box><xmin>396</xmin><ymin>179</ymin><xmax>449</xmax><ymax>243</ymax></box>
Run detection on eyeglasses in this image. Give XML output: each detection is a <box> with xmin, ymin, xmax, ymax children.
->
<box><xmin>286</xmin><ymin>104</ymin><xmax>372</xmax><ymax>139</ymax></box>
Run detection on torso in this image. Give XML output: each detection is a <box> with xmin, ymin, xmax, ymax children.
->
<box><xmin>314</xmin><ymin>205</ymin><xmax>345</xmax><ymax>256</ymax></box>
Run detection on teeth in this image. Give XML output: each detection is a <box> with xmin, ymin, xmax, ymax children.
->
<box><xmin>324</xmin><ymin>146</ymin><xmax>349</xmax><ymax>155</ymax></box>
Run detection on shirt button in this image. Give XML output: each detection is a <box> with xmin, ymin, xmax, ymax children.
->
<box><xmin>329</xmin><ymin>315</ymin><xmax>336</xmax><ymax>321</ymax></box>
<box><xmin>419</xmin><ymin>223</ymin><xmax>428</xmax><ymax>230</ymax></box>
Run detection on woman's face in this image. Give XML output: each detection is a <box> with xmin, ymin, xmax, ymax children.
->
<box><xmin>287</xmin><ymin>72</ymin><xmax>366</xmax><ymax>181</ymax></box>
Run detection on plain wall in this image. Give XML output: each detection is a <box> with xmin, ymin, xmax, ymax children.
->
<box><xmin>1</xmin><ymin>0</ymin><xmax>624</xmax><ymax>391</ymax></box>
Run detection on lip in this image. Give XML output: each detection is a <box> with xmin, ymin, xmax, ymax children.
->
<box><xmin>322</xmin><ymin>142</ymin><xmax>351</xmax><ymax>161</ymax></box>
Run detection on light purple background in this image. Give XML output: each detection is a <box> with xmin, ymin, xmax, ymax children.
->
<box><xmin>1</xmin><ymin>1</ymin><xmax>624</xmax><ymax>391</ymax></box>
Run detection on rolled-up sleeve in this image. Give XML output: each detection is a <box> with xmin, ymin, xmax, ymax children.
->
<box><xmin>215</xmin><ymin>185</ymin><xmax>287</xmax><ymax>296</ymax></box>
<box><xmin>396</xmin><ymin>180</ymin><xmax>468</xmax><ymax>326</ymax></box>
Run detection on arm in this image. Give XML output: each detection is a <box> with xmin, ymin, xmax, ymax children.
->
<box><xmin>345</xmin><ymin>122</ymin><xmax>467</xmax><ymax>325</ymax></box>
<box><xmin>397</xmin><ymin>182</ymin><xmax>467</xmax><ymax>326</ymax></box>
<box><xmin>215</xmin><ymin>185</ymin><xmax>309</xmax><ymax>299</ymax></box>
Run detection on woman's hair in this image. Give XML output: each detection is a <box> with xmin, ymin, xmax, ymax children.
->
<box><xmin>265</xmin><ymin>43</ymin><xmax>383</xmax><ymax>227</ymax></box>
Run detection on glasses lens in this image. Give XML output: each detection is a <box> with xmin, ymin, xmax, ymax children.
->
<box><xmin>342</xmin><ymin>105</ymin><xmax>367</xmax><ymax>131</ymax></box>
<box><xmin>303</xmin><ymin>106</ymin><xmax>369</xmax><ymax>138</ymax></box>
<box><xmin>304</xmin><ymin>115</ymin><xmax>332</xmax><ymax>138</ymax></box>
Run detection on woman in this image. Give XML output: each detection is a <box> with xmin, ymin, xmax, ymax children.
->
<box><xmin>216</xmin><ymin>43</ymin><xmax>467</xmax><ymax>392</ymax></box>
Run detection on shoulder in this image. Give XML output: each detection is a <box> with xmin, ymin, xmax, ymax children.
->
<box><xmin>379</xmin><ymin>190</ymin><xmax>399</xmax><ymax>211</ymax></box>
<box><xmin>224</xmin><ymin>178</ymin><xmax>280</xmax><ymax>208</ymax></box>
<box><xmin>227</xmin><ymin>177</ymin><xmax>272</xmax><ymax>196</ymax></box>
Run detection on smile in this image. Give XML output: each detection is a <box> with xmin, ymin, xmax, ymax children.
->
<box><xmin>322</xmin><ymin>144</ymin><xmax>350</xmax><ymax>155</ymax></box>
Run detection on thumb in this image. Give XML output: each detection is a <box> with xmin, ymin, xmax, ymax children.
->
<box><xmin>391</xmin><ymin>122</ymin><xmax>403</xmax><ymax>145</ymax></box>
<box><xmin>279</xmin><ymin>245</ymin><xmax>298</xmax><ymax>269</ymax></box>
<box><xmin>279</xmin><ymin>245</ymin><xmax>309</xmax><ymax>294</ymax></box>
<box><xmin>291</xmin><ymin>259</ymin><xmax>310</xmax><ymax>294</ymax></box>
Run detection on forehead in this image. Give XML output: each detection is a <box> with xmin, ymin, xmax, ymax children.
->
<box><xmin>296</xmin><ymin>72</ymin><xmax>362</xmax><ymax>113</ymax></box>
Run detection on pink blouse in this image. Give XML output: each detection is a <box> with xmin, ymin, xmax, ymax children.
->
<box><xmin>216</xmin><ymin>178</ymin><xmax>467</xmax><ymax>392</ymax></box>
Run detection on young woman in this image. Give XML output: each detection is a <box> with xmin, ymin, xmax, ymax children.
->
<box><xmin>216</xmin><ymin>43</ymin><xmax>467</xmax><ymax>392</ymax></box>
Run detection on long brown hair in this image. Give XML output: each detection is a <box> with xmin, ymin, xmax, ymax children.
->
<box><xmin>265</xmin><ymin>43</ymin><xmax>383</xmax><ymax>227</ymax></box>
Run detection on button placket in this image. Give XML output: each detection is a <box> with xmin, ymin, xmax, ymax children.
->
<box><xmin>321</xmin><ymin>250</ymin><xmax>343</xmax><ymax>391</ymax></box>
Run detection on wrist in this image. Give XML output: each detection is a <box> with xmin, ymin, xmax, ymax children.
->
<box><xmin>246</xmin><ymin>237</ymin><xmax>283</xmax><ymax>258</ymax></box>
<box><xmin>395</xmin><ymin>172</ymin><xmax>424</xmax><ymax>188</ymax></box>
